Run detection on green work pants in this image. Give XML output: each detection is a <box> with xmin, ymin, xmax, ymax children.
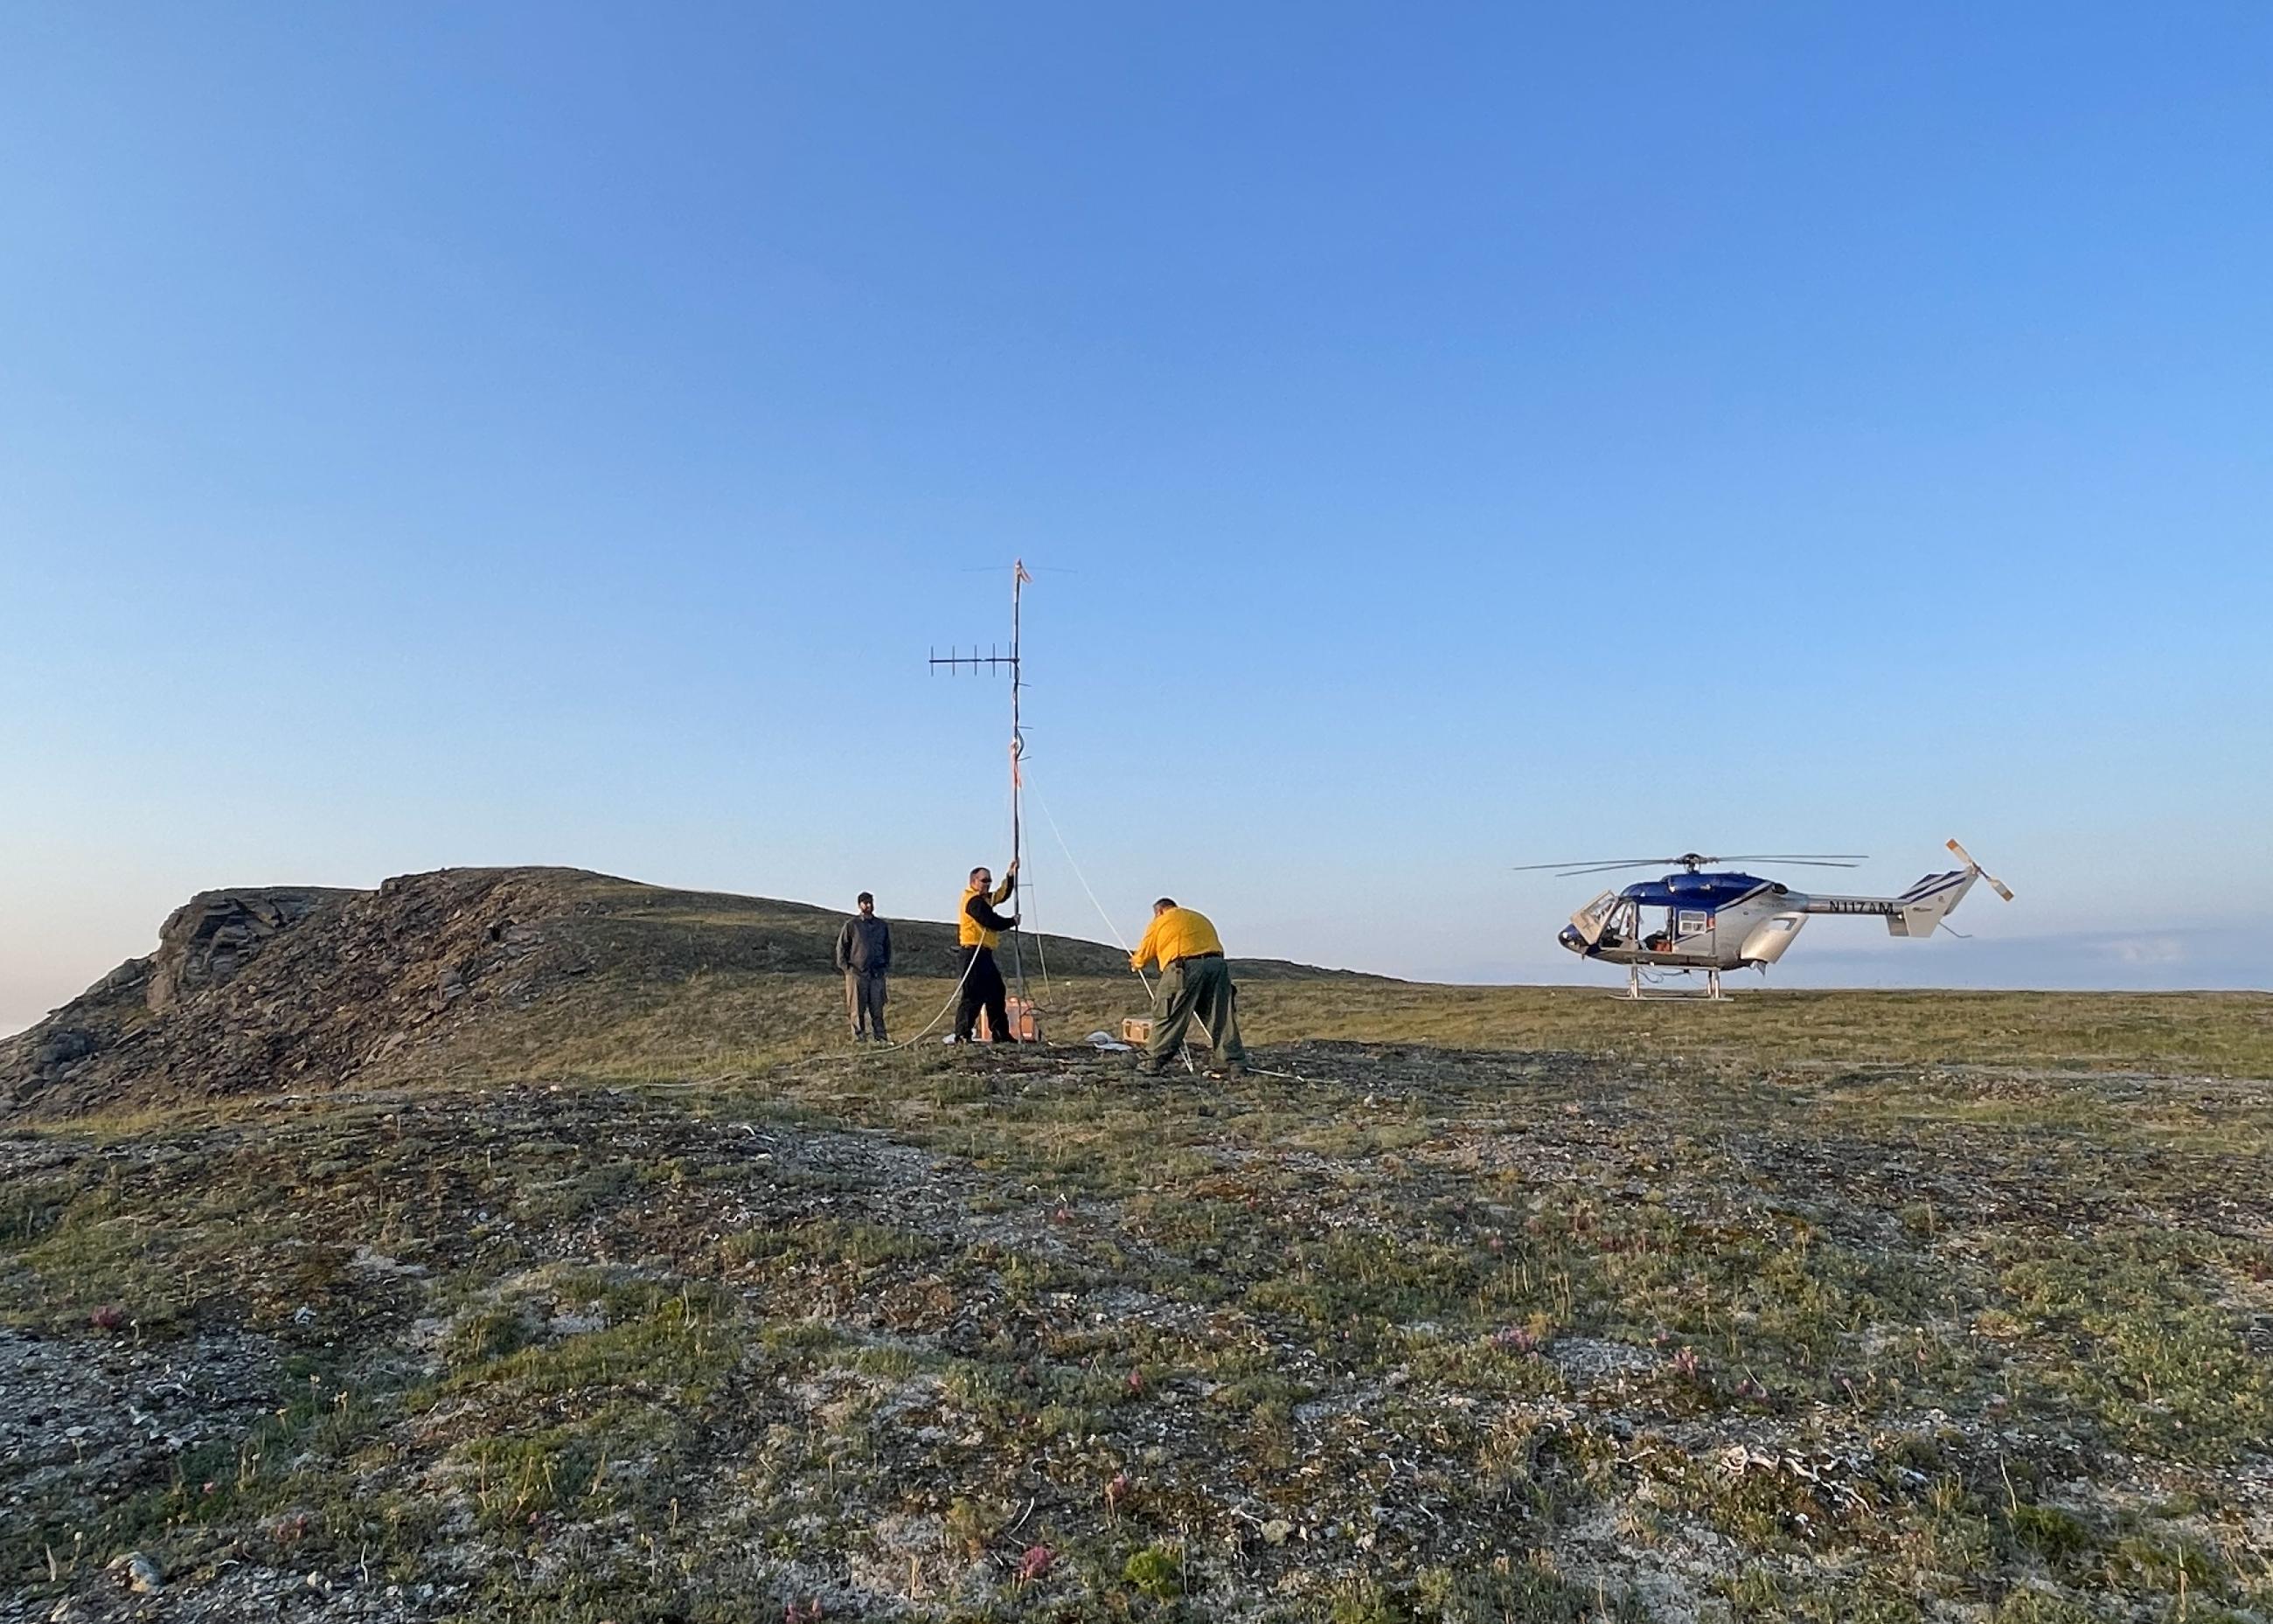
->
<box><xmin>1148</xmin><ymin>956</ymin><xmax>1245</xmax><ymax>1066</ymax></box>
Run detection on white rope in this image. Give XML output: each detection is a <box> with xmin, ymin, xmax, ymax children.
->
<box><xmin>1030</xmin><ymin>778</ymin><xmax>1151</xmax><ymax>999</ymax></box>
<box><xmin>860</xmin><ymin>943</ymin><xmax>982</xmax><ymax>1055</ymax></box>
<box><xmin>1019</xmin><ymin>820</ymin><xmax>1053</xmax><ymax>1001</ymax></box>
<box><xmin>1032</xmin><ymin>912</ymin><xmax>1053</xmax><ymax>1000</ymax></box>
<box><xmin>634</xmin><ymin>936</ymin><xmax>993</xmax><ymax>1096</ymax></box>
<box><xmin>1031</xmin><ymin>774</ymin><xmax>1215</xmax><ymax>1071</ymax></box>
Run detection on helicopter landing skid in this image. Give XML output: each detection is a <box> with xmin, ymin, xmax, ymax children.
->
<box><xmin>1620</xmin><ymin>965</ymin><xmax>1729</xmax><ymax>1001</ymax></box>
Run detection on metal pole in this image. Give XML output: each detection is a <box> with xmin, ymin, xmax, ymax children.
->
<box><xmin>1011</xmin><ymin>560</ymin><xmax>1023</xmax><ymax>878</ymax></box>
<box><xmin>1007</xmin><ymin>561</ymin><xmax>1029</xmax><ymax>1010</ymax></box>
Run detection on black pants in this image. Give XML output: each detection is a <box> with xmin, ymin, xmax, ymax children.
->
<box><xmin>953</xmin><ymin>946</ymin><xmax>1011</xmax><ymax>1042</ymax></box>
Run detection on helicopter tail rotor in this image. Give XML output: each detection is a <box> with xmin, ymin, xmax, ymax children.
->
<box><xmin>1945</xmin><ymin>838</ymin><xmax>2015</xmax><ymax>902</ymax></box>
<box><xmin>1883</xmin><ymin>841</ymin><xmax>2012</xmax><ymax>938</ymax></box>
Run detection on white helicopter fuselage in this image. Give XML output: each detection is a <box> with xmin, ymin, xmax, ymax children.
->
<box><xmin>1559</xmin><ymin>867</ymin><xmax>1984</xmax><ymax>973</ymax></box>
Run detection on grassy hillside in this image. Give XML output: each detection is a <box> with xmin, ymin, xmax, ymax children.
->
<box><xmin>1</xmin><ymin>871</ymin><xmax>2269</xmax><ymax>1623</ymax></box>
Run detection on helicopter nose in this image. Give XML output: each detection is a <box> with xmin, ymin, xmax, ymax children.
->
<box><xmin>1557</xmin><ymin>926</ymin><xmax>1586</xmax><ymax>954</ymax></box>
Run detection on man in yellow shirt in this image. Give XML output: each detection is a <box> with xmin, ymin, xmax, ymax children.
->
<box><xmin>952</xmin><ymin>858</ymin><xmax>1019</xmax><ymax>1044</ymax></box>
<box><xmin>1129</xmin><ymin>898</ymin><xmax>1247</xmax><ymax>1078</ymax></box>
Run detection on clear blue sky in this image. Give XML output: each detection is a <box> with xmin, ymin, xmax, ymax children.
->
<box><xmin>4</xmin><ymin>3</ymin><xmax>2270</xmax><ymax>1032</ymax></box>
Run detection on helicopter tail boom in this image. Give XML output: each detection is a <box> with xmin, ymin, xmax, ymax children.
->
<box><xmin>1798</xmin><ymin>870</ymin><xmax>1977</xmax><ymax>933</ymax></box>
<box><xmin>1798</xmin><ymin>842</ymin><xmax>2012</xmax><ymax>939</ymax></box>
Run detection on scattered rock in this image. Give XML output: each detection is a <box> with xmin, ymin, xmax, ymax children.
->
<box><xmin>32</xmin><ymin>1031</ymin><xmax>96</xmax><ymax>1068</ymax></box>
<box><xmin>108</xmin><ymin>1551</ymin><xmax>163</xmax><ymax>1594</ymax></box>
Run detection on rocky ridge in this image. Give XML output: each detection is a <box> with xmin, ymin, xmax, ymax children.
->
<box><xmin>0</xmin><ymin>870</ymin><xmax>594</xmax><ymax>1118</ymax></box>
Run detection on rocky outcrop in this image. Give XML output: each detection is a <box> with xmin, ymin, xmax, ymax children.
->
<box><xmin>145</xmin><ymin>889</ymin><xmax>344</xmax><ymax>1013</ymax></box>
<box><xmin>0</xmin><ymin>870</ymin><xmax>588</xmax><ymax>1118</ymax></box>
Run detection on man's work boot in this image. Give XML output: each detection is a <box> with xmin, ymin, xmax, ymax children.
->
<box><xmin>1220</xmin><ymin>1060</ymin><xmax>1248</xmax><ymax>1079</ymax></box>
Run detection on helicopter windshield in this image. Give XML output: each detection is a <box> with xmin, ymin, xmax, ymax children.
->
<box><xmin>1570</xmin><ymin>891</ymin><xmax>1640</xmax><ymax>947</ymax></box>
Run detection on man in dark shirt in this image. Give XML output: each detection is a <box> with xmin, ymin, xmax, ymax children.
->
<box><xmin>834</xmin><ymin>892</ymin><xmax>892</xmax><ymax>1042</ymax></box>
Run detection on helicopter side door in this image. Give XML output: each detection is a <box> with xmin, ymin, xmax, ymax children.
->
<box><xmin>1670</xmin><ymin>906</ymin><xmax>1715</xmax><ymax>958</ymax></box>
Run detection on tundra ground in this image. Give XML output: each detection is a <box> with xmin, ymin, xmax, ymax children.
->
<box><xmin>5</xmin><ymin>967</ymin><xmax>2270</xmax><ymax>1622</ymax></box>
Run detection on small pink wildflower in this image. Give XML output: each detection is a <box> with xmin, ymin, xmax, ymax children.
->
<box><xmin>1016</xmin><ymin>1544</ymin><xmax>1054</xmax><ymax>1582</ymax></box>
<box><xmin>1668</xmin><ymin>1346</ymin><xmax>1702</xmax><ymax>1380</ymax></box>
<box><xmin>89</xmin><ymin>1305</ymin><xmax>128</xmax><ymax>1332</ymax></box>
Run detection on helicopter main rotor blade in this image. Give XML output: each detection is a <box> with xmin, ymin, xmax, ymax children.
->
<box><xmin>1549</xmin><ymin>863</ymin><xmax>1679</xmax><ymax>877</ymax></box>
<box><xmin>1709</xmin><ymin>858</ymin><xmax>1864</xmax><ymax>871</ymax></box>
<box><xmin>1712</xmin><ymin>858</ymin><xmax>1866</xmax><ymax>870</ymax></box>
<box><xmin>1513</xmin><ymin>851</ymin><xmax>1870</xmax><ymax>877</ymax></box>
<box><xmin>1509</xmin><ymin>858</ymin><xmax>1675</xmax><ymax>873</ymax></box>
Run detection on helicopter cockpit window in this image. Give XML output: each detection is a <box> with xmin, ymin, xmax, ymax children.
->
<box><xmin>1571</xmin><ymin>892</ymin><xmax>1636</xmax><ymax>947</ymax></box>
<box><xmin>1676</xmin><ymin>910</ymin><xmax>1709</xmax><ymax>936</ymax></box>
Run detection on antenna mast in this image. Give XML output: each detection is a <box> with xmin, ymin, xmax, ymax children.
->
<box><xmin>928</xmin><ymin>560</ymin><xmax>1033</xmax><ymax>999</ymax></box>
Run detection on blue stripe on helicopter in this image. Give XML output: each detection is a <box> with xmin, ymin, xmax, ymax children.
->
<box><xmin>1899</xmin><ymin>871</ymin><xmax>1968</xmax><ymax>900</ymax></box>
<box><xmin>1616</xmin><ymin>873</ymin><xmax>1775</xmax><ymax>909</ymax></box>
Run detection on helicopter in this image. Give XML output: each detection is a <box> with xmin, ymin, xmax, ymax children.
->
<box><xmin>1516</xmin><ymin>839</ymin><xmax>2013</xmax><ymax>999</ymax></box>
